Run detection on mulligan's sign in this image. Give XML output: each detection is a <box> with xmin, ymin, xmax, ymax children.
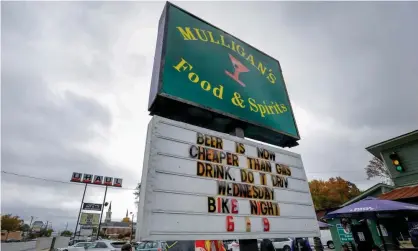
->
<box><xmin>148</xmin><ymin>2</ymin><xmax>300</xmax><ymax>147</ymax></box>
<box><xmin>70</xmin><ymin>172</ymin><xmax>123</xmax><ymax>187</ymax></box>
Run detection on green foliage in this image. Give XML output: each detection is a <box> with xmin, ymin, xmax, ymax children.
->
<box><xmin>61</xmin><ymin>230</ymin><xmax>73</xmax><ymax>237</ymax></box>
<box><xmin>39</xmin><ymin>228</ymin><xmax>53</xmax><ymax>237</ymax></box>
<box><xmin>20</xmin><ymin>224</ymin><xmax>30</xmax><ymax>232</ymax></box>
<box><xmin>1</xmin><ymin>214</ymin><xmax>23</xmax><ymax>232</ymax></box>
<box><xmin>133</xmin><ymin>183</ymin><xmax>141</xmax><ymax>199</ymax></box>
<box><xmin>309</xmin><ymin>177</ymin><xmax>361</xmax><ymax>210</ymax></box>
<box><xmin>98</xmin><ymin>231</ymin><xmax>108</xmax><ymax>239</ymax></box>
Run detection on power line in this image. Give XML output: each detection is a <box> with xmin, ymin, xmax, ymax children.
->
<box><xmin>1</xmin><ymin>170</ymin><xmax>138</xmax><ymax>191</ymax></box>
<box><xmin>306</xmin><ymin>170</ymin><xmax>363</xmax><ymax>174</ymax></box>
<box><xmin>2</xmin><ymin>169</ymin><xmax>376</xmax><ymax>190</ymax></box>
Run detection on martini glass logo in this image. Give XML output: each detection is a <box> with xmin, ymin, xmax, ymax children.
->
<box><xmin>225</xmin><ymin>53</ymin><xmax>249</xmax><ymax>87</ymax></box>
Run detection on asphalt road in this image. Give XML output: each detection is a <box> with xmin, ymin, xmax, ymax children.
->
<box><xmin>1</xmin><ymin>241</ymin><xmax>36</xmax><ymax>251</ymax></box>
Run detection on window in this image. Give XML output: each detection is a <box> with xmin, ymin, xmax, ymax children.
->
<box><xmin>273</xmin><ymin>238</ymin><xmax>289</xmax><ymax>242</ymax></box>
<box><xmin>93</xmin><ymin>242</ymin><xmax>108</xmax><ymax>248</ymax></box>
<box><xmin>145</xmin><ymin>242</ymin><xmax>157</xmax><ymax>248</ymax></box>
<box><xmin>111</xmin><ymin>242</ymin><xmax>126</xmax><ymax>248</ymax></box>
<box><xmin>137</xmin><ymin>243</ymin><xmax>146</xmax><ymax>249</ymax></box>
<box><xmin>74</xmin><ymin>243</ymin><xmax>85</xmax><ymax>247</ymax></box>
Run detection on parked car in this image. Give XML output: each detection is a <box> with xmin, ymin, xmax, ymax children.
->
<box><xmin>57</xmin><ymin>242</ymin><xmax>92</xmax><ymax>251</ymax></box>
<box><xmin>308</xmin><ymin>229</ymin><xmax>334</xmax><ymax>249</ymax></box>
<box><xmin>135</xmin><ymin>241</ymin><xmax>167</xmax><ymax>251</ymax></box>
<box><xmin>86</xmin><ymin>240</ymin><xmax>128</xmax><ymax>251</ymax></box>
<box><xmin>271</xmin><ymin>238</ymin><xmax>292</xmax><ymax>251</ymax></box>
<box><xmin>5</xmin><ymin>239</ymin><xmax>21</xmax><ymax>243</ymax></box>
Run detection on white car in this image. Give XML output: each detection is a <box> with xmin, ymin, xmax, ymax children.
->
<box><xmin>85</xmin><ymin>240</ymin><xmax>129</xmax><ymax>251</ymax></box>
<box><xmin>57</xmin><ymin>242</ymin><xmax>92</xmax><ymax>251</ymax></box>
<box><xmin>271</xmin><ymin>238</ymin><xmax>292</xmax><ymax>251</ymax></box>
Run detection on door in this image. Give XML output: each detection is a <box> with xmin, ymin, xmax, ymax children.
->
<box><xmin>351</xmin><ymin>222</ymin><xmax>374</xmax><ymax>251</ymax></box>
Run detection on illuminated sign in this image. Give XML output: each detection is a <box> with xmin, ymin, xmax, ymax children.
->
<box><xmin>79</xmin><ymin>213</ymin><xmax>100</xmax><ymax>225</ymax></box>
<box><xmin>83</xmin><ymin>203</ymin><xmax>103</xmax><ymax>211</ymax></box>
<box><xmin>71</xmin><ymin>172</ymin><xmax>122</xmax><ymax>187</ymax></box>
<box><xmin>148</xmin><ymin>2</ymin><xmax>300</xmax><ymax>148</ymax></box>
<box><xmin>136</xmin><ymin>116</ymin><xmax>318</xmax><ymax>241</ymax></box>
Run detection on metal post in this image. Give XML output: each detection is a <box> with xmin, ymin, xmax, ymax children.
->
<box><xmin>375</xmin><ymin>213</ymin><xmax>387</xmax><ymax>251</ymax></box>
<box><xmin>130</xmin><ymin>214</ymin><xmax>134</xmax><ymax>242</ymax></box>
<box><xmin>29</xmin><ymin>216</ymin><xmax>34</xmax><ymax>229</ymax></box>
<box><xmin>97</xmin><ymin>185</ymin><xmax>108</xmax><ymax>239</ymax></box>
<box><xmin>27</xmin><ymin>216</ymin><xmax>34</xmax><ymax>241</ymax></box>
<box><xmin>73</xmin><ymin>183</ymin><xmax>88</xmax><ymax>240</ymax></box>
<box><xmin>231</xmin><ymin>127</ymin><xmax>258</xmax><ymax>251</ymax></box>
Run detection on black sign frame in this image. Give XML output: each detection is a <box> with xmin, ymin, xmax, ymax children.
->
<box><xmin>82</xmin><ymin>203</ymin><xmax>102</xmax><ymax>211</ymax></box>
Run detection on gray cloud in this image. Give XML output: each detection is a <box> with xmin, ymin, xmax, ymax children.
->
<box><xmin>1</xmin><ymin>1</ymin><xmax>133</xmax><ymax>229</ymax></box>
<box><xmin>273</xmin><ymin>2</ymin><xmax>418</xmax><ymax>130</ymax></box>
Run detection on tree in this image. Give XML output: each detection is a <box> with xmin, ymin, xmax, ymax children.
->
<box><xmin>1</xmin><ymin>214</ymin><xmax>24</xmax><ymax>232</ymax></box>
<box><xmin>365</xmin><ymin>156</ymin><xmax>390</xmax><ymax>180</ymax></box>
<box><xmin>61</xmin><ymin>230</ymin><xmax>73</xmax><ymax>237</ymax></box>
<box><xmin>98</xmin><ymin>231</ymin><xmax>108</xmax><ymax>239</ymax></box>
<box><xmin>20</xmin><ymin>224</ymin><xmax>30</xmax><ymax>232</ymax></box>
<box><xmin>39</xmin><ymin>228</ymin><xmax>53</xmax><ymax>237</ymax></box>
<box><xmin>134</xmin><ymin>183</ymin><xmax>141</xmax><ymax>207</ymax></box>
<box><xmin>309</xmin><ymin>177</ymin><xmax>361</xmax><ymax>210</ymax></box>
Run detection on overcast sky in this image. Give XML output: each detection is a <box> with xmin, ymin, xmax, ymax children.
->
<box><xmin>2</xmin><ymin>1</ymin><xmax>418</xmax><ymax>231</ymax></box>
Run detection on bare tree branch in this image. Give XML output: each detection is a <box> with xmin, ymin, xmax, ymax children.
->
<box><xmin>365</xmin><ymin>156</ymin><xmax>390</xmax><ymax>180</ymax></box>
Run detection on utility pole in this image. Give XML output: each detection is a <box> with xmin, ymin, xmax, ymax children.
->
<box><xmin>130</xmin><ymin>213</ymin><xmax>134</xmax><ymax>242</ymax></box>
<box><xmin>65</xmin><ymin>222</ymin><xmax>68</xmax><ymax>231</ymax></box>
<box><xmin>73</xmin><ymin>183</ymin><xmax>88</xmax><ymax>240</ymax></box>
<box><xmin>29</xmin><ymin>216</ymin><xmax>34</xmax><ymax>228</ymax></box>
<box><xmin>232</xmin><ymin>128</ymin><xmax>258</xmax><ymax>251</ymax></box>
<box><xmin>96</xmin><ymin>185</ymin><xmax>108</xmax><ymax>239</ymax></box>
<box><xmin>44</xmin><ymin>221</ymin><xmax>49</xmax><ymax>236</ymax></box>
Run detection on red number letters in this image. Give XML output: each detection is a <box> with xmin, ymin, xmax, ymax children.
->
<box><xmin>226</xmin><ymin>216</ymin><xmax>234</xmax><ymax>232</ymax></box>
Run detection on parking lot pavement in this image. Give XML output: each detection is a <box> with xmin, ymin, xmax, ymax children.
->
<box><xmin>1</xmin><ymin>241</ymin><xmax>36</xmax><ymax>251</ymax></box>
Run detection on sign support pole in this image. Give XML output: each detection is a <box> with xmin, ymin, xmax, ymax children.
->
<box><xmin>375</xmin><ymin>212</ymin><xmax>388</xmax><ymax>251</ymax></box>
<box><xmin>232</xmin><ymin>128</ymin><xmax>259</xmax><ymax>251</ymax></box>
<box><xmin>96</xmin><ymin>185</ymin><xmax>108</xmax><ymax>239</ymax></box>
<box><xmin>73</xmin><ymin>183</ymin><xmax>88</xmax><ymax>240</ymax></box>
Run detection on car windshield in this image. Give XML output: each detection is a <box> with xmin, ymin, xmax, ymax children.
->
<box><xmin>137</xmin><ymin>242</ymin><xmax>146</xmax><ymax>249</ymax></box>
<box><xmin>74</xmin><ymin>243</ymin><xmax>86</xmax><ymax>247</ymax></box>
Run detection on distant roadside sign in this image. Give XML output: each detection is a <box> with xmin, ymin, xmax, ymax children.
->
<box><xmin>83</xmin><ymin>203</ymin><xmax>102</xmax><ymax>211</ymax></box>
<box><xmin>136</xmin><ymin>116</ymin><xmax>318</xmax><ymax>241</ymax></box>
<box><xmin>336</xmin><ymin>224</ymin><xmax>354</xmax><ymax>242</ymax></box>
<box><xmin>79</xmin><ymin>213</ymin><xmax>100</xmax><ymax>225</ymax></box>
<box><xmin>80</xmin><ymin>228</ymin><xmax>93</xmax><ymax>236</ymax></box>
<box><xmin>71</xmin><ymin>172</ymin><xmax>123</xmax><ymax>187</ymax></box>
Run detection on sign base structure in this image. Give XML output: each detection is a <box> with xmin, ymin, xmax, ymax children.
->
<box><xmin>136</xmin><ymin>116</ymin><xmax>319</xmax><ymax>241</ymax></box>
